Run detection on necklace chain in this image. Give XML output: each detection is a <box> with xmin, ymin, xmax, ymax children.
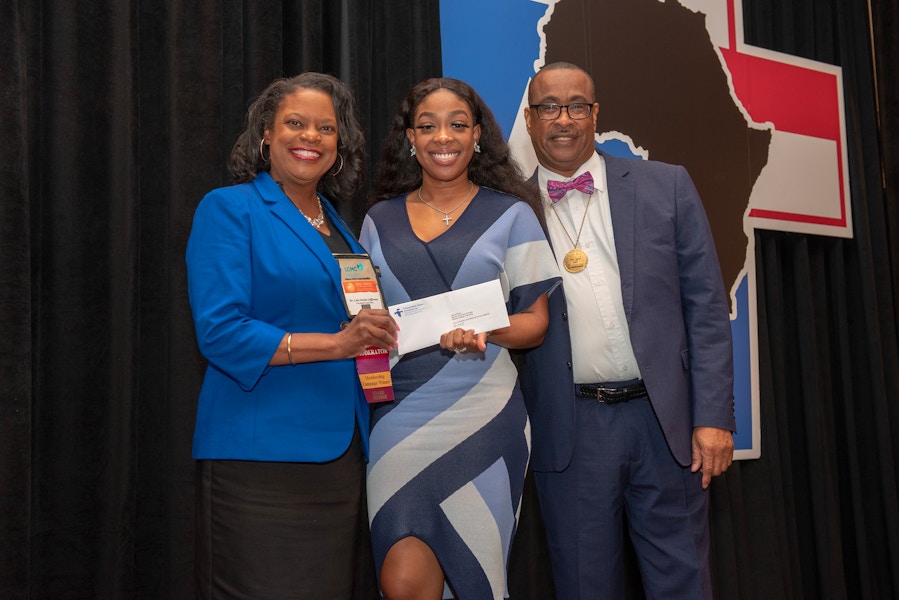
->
<box><xmin>417</xmin><ymin>181</ymin><xmax>475</xmax><ymax>226</ymax></box>
<box><xmin>299</xmin><ymin>195</ymin><xmax>325</xmax><ymax>229</ymax></box>
<box><xmin>550</xmin><ymin>192</ymin><xmax>593</xmax><ymax>249</ymax></box>
<box><xmin>275</xmin><ymin>180</ymin><xmax>325</xmax><ymax>229</ymax></box>
<box><xmin>550</xmin><ymin>191</ymin><xmax>594</xmax><ymax>273</ymax></box>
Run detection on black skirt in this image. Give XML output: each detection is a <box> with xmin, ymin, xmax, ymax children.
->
<box><xmin>194</xmin><ymin>430</ymin><xmax>366</xmax><ymax>600</ymax></box>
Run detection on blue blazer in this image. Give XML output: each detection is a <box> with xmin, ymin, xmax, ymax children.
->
<box><xmin>186</xmin><ymin>171</ymin><xmax>369</xmax><ymax>462</ymax></box>
<box><xmin>520</xmin><ymin>150</ymin><xmax>736</xmax><ymax>471</ymax></box>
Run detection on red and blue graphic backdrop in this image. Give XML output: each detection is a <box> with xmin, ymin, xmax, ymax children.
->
<box><xmin>441</xmin><ymin>0</ymin><xmax>851</xmax><ymax>459</ymax></box>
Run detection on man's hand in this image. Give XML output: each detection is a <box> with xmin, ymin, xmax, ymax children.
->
<box><xmin>691</xmin><ymin>427</ymin><xmax>734</xmax><ymax>489</ymax></box>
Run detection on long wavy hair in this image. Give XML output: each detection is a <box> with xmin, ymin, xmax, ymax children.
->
<box><xmin>372</xmin><ymin>77</ymin><xmax>542</xmax><ymax>224</ymax></box>
<box><xmin>228</xmin><ymin>72</ymin><xmax>365</xmax><ymax>200</ymax></box>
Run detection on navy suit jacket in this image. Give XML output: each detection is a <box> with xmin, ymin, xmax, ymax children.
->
<box><xmin>520</xmin><ymin>150</ymin><xmax>735</xmax><ymax>471</ymax></box>
<box><xmin>186</xmin><ymin>171</ymin><xmax>370</xmax><ymax>462</ymax></box>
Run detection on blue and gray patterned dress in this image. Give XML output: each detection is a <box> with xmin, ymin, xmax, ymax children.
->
<box><xmin>360</xmin><ymin>187</ymin><xmax>560</xmax><ymax>599</ymax></box>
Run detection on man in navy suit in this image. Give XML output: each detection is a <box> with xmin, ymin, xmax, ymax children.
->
<box><xmin>518</xmin><ymin>62</ymin><xmax>736</xmax><ymax>599</ymax></box>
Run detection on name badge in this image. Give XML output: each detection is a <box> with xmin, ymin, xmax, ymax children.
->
<box><xmin>334</xmin><ymin>254</ymin><xmax>394</xmax><ymax>403</ymax></box>
<box><xmin>335</xmin><ymin>254</ymin><xmax>386</xmax><ymax>315</ymax></box>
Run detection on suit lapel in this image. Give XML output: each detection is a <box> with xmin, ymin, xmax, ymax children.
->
<box><xmin>321</xmin><ymin>201</ymin><xmax>364</xmax><ymax>254</ymax></box>
<box><xmin>602</xmin><ymin>152</ymin><xmax>636</xmax><ymax>319</ymax></box>
<box><xmin>528</xmin><ymin>172</ymin><xmax>558</xmax><ymax>255</ymax></box>
<box><xmin>253</xmin><ymin>172</ymin><xmax>345</xmax><ymax>293</ymax></box>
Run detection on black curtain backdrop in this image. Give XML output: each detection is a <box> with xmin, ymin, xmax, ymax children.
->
<box><xmin>1</xmin><ymin>1</ymin><xmax>897</xmax><ymax>599</ymax></box>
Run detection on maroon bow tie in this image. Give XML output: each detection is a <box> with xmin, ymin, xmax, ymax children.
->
<box><xmin>546</xmin><ymin>171</ymin><xmax>595</xmax><ymax>203</ymax></box>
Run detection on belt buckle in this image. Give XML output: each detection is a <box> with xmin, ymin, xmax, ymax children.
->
<box><xmin>596</xmin><ymin>386</ymin><xmax>626</xmax><ymax>404</ymax></box>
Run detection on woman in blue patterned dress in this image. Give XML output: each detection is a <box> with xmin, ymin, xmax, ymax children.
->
<box><xmin>360</xmin><ymin>78</ymin><xmax>561</xmax><ymax>600</ymax></box>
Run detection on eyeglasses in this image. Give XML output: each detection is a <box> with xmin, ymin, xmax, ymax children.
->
<box><xmin>529</xmin><ymin>102</ymin><xmax>595</xmax><ymax>120</ymax></box>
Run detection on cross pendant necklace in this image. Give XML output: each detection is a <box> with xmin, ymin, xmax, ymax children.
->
<box><xmin>417</xmin><ymin>181</ymin><xmax>475</xmax><ymax>226</ymax></box>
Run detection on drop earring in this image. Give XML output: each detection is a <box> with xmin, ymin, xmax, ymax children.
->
<box><xmin>410</xmin><ymin>145</ymin><xmax>417</xmax><ymax>157</ymax></box>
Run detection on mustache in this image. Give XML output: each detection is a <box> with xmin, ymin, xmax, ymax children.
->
<box><xmin>548</xmin><ymin>125</ymin><xmax>578</xmax><ymax>135</ymax></box>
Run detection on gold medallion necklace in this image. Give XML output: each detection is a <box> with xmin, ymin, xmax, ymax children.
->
<box><xmin>417</xmin><ymin>181</ymin><xmax>475</xmax><ymax>226</ymax></box>
<box><xmin>550</xmin><ymin>192</ymin><xmax>593</xmax><ymax>273</ymax></box>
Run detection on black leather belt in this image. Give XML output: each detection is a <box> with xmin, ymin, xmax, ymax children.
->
<box><xmin>575</xmin><ymin>381</ymin><xmax>648</xmax><ymax>404</ymax></box>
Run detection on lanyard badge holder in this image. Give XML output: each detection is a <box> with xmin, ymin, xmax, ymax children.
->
<box><xmin>334</xmin><ymin>254</ymin><xmax>394</xmax><ymax>403</ymax></box>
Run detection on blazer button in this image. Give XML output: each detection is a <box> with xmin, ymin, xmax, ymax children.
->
<box><xmin>567</xmin><ymin>362</ymin><xmax>572</xmax><ymax>369</ymax></box>
<box><xmin>562</xmin><ymin>312</ymin><xmax>568</xmax><ymax>320</ymax></box>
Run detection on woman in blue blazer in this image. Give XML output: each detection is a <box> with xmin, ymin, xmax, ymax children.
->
<box><xmin>186</xmin><ymin>73</ymin><xmax>397</xmax><ymax>600</ymax></box>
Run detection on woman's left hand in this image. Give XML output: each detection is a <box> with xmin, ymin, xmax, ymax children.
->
<box><xmin>440</xmin><ymin>328</ymin><xmax>488</xmax><ymax>355</ymax></box>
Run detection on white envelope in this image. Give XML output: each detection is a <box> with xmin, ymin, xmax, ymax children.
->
<box><xmin>389</xmin><ymin>279</ymin><xmax>510</xmax><ymax>355</ymax></box>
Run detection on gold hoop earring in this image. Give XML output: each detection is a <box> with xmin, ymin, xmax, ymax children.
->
<box><xmin>330</xmin><ymin>153</ymin><xmax>345</xmax><ymax>177</ymax></box>
<box><xmin>259</xmin><ymin>139</ymin><xmax>270</xmax><ymax>163</ymax></box>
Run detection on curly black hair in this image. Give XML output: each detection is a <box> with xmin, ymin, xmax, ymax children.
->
<box><xmin>372</xmin><ymin>77</ymin><xmax>542</xmax><ymax>223</ymax></box>
<box><xmin>228</xmin><ymin>72</ymin><xmax>365</xmax><ymax>201</ymax></box>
